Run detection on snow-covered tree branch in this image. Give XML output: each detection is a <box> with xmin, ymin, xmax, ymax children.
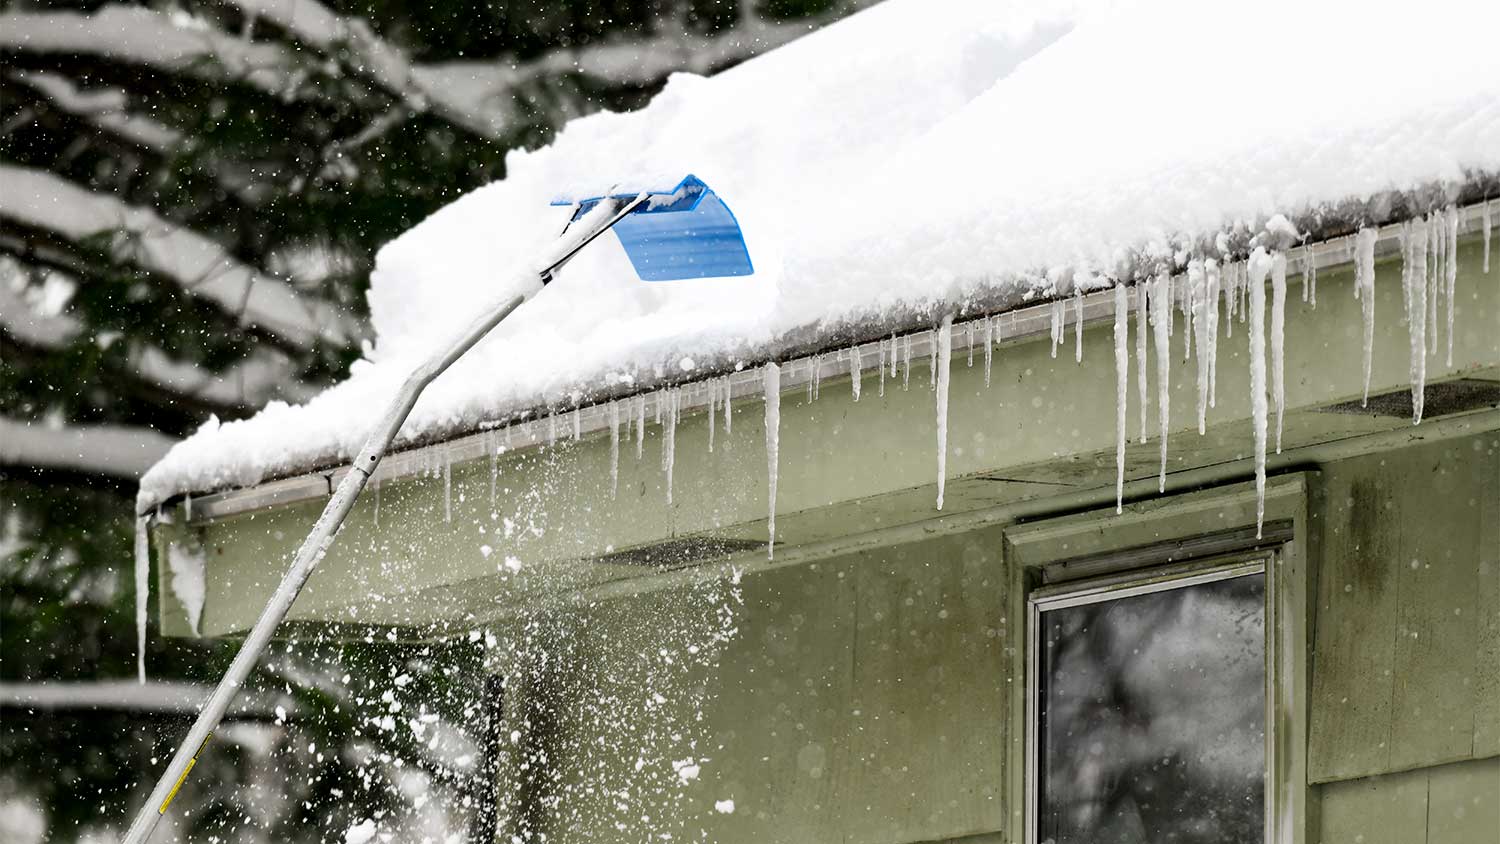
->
<box><xmin>0</xmin><ymin>415</ymin><xmax>176</xmax><ymax>481</ymax></box>
<box><xmin>4</xmin><ymin>2</ymin><xmax>880</xmax><ymax>143</ymax></box>
<box><xmin>0</xmin><ymin>274</ymin><xmax>314</xmax><ymax>414</ymax></box>
<box><xmin>0</xmin><ymin>164</ymin><xmax>357</xmax><ymax>350</ymax></box>
<box><xmin>0</xmin><ymin>6</ymin><xmax>305</xmax><ymax>98</ymax></box>
<box><xmin>8</xmin><ymin>70</ymin><xmax>179</xmax><ymax>152</ymax></box>
<box><xmin>518</xmin><ymin>2</ymin><xmax>883</xmax><ymax>87</ymax></box>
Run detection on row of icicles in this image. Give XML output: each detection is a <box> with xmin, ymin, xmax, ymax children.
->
<box><xmin>134</xmin><ymin>202</ymin><xmax>1492</xmax><ymax>684</ymax></box>
<box><xmin>358</xmin><ymin>206</ymin><xmax>1489</xmax><ymax>551</ymax></box>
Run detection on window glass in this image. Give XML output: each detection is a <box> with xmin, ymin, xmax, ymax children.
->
<box><xmin>1036</xmin><ymin>571</ymin><xmax>1265</xmax><ymax>844</ymax></box>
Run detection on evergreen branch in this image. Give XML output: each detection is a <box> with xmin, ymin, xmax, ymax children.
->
<box><xmin>0</xmin><ymin>164</ymin><xmax>359</xmax><ymax>351</ymax></box>
<box><xmin>0</xmin><ymin>6</ymin><xmax>306</xmax><ymax>98</ymax></box>
<box><xmin>227</xmin><ymin>0</ymin><xmax>514</xmax><ymax>139</ymax></box>
<box><xmin>516</xmin><ymin>0</ymin><xmax>883</xmax><ymax>87</ymax></box>
<box><xmin>8</xmin><ymin>70</ymin><xmax>180</xmax><ymax>152</ymax></box>
<box><xmin>2</xmin><ymin>2</ymin><xmax>881</xmax><ymax>146</ymax></box>
<box><xmin>0</xmin><ymin>266</ymin><xmax>318</xmax><ymax>415</ymax></box>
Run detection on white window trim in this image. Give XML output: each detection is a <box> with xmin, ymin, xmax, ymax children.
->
<box><xmin>1002</xmin><ymin>474</ymin><xmax>1314</xmax><ymax>844</ymax></box>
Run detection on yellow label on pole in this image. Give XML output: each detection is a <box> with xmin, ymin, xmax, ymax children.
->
<box><xmin>159</xmin><ymin>733</ymin><xmax>211</xmax><ymax>814</ymax></box>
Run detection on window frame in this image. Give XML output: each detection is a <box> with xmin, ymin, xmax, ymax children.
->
<box><xmin>1002</xmin><ymin>474</ymin><xmax>1314</xmax><ymax>844</ymax></box>
<box><xmin>1024</xmin><ymin>550</ymin><xmax>1277</xmax><ymax>844</ymax></box>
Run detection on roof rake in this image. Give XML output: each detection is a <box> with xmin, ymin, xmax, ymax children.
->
<box><xmin>122</xmin><ymin>176</ymin><xmax>753</xmax><ymax>843</ymax></box>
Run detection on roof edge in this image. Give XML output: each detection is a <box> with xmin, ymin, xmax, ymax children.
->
<box><xmin>142</xmin><ymin>180</ymin><xmax>1499</xmax><ymax>517</ymax></box>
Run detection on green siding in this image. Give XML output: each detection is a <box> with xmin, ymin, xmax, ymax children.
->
<box><xmin>487</xmin><ymin>434</ymin><xmax>1499</xmax><ymax>843</ymax></box>
<box><xmin>149</xmin><ymin>228</ymin><xmax>1500</xmax><ymax>842</ymax></box>
<box><xmin>159</xmin><ymin>236</ymin><xmax>1499</xmax><ymax>638</ymax></box>
<box><xmin>1309</xmin><ymin>434</ymin><xmax>1500</xmax><ymax>782</ymax></box>
<box><xmin>491</xmin><ymin>528</ymin><xmax>1010</xmax><ymax>843</ymax></box>
<box><xmin>1317</xmin><ymin>756</ymin><xmax>1499</xmax><ymax>844</ymax></box>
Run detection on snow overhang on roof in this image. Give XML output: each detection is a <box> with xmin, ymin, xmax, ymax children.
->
<box><xmin>138</xmin><ymin>0</ymin><xmax>1500</xmax><ymax>513</ymax></box>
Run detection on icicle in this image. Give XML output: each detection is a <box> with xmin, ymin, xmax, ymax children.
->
<box><xmin>1270</xmin><ymin>251</ymin><xmax>1288</xmax><ymax>454</ymax></box>
<box><xmin>722</xmin><ymin>377</ymin><xmax>732</xmax><ymax>433</ymax></box>
<box><xmin>807</xmin><ymin>356</ymin><xmax>816</xmax><ymax>402</ymax></box>
<box><xmin>654</xmin><ymin>393</ymin><xmax>663</xmax><ymax>425</ymax></box>
<box><xmin>762</xmin><ymin>363</ymin><xmax>781</xmax><ymax>558</ymax></box>
<box><xmin>1301</xmin><ymin>246</ymin><xmax>1310</xmax><ymax>303</ymax></box>
<box><xmin>849</xmin><ymin>345</ymin><xmax>863</xmax><ymax>401</ymax></box>
<box><xmin>879</xmin><ymin>340</ymin><xmax>887</xmax><ymax>397</ymax></box>
<box><xmin>966</xmin><ymin>322</ymin><xmax>975</xmax><ymax>367</ymax></box>
<box><xmin>1428</xmin><ymin>213</ymin><xmax>1440</xmax><ymax>356</ymax></box>
<box><xmin>708</xmin><ymin>383</ymin><xmax>717</xmax><ymax>453</ymax></box>
<box><xmin>889</xmin><ymin>333</ymin><xmax>898</xmax><ymax>377</ymax></box>
<box><xmin>935</xmin><ymin>315</ymin><xmax>953</xmax><ymax>510</ymax></box>
<box><xmin>443</xmin><ymin>449</ymin><xmax>452</xmax><ymax>523</ymax></box>
<box><xmin>1050</xmin><ymin>299</ymin><xmax>1064</xmax><ymax>358</ymax></box>
<box><xmin>610</xmin><ymin>402</ymin><xmax>621</xmax><ymax>497</ymax></box>
<box><xmin>1445</xmin><ymin>206</ymin><xmax>1458</xmax><ymax>367</ymax></box>
<box><xmin>1189</xmin><ymin>262</ymin><xmax>1210</xmax><ymax>434</ymax></box>
<box><xmin>663</xmin><ymin>390</ymin><xmax>677</xmax><ymax>504</ymax></box>
<box><xmin>1247</xmin><ymin>248</ymin><xmax>1272</xmax><ymax>537</ymax></box>
<box><xmin>1205</xmin><ymin>260</ymin><xmax>1220</xmax><ymax>408</ymax></box>
<box><xmin>1181</xmin><ymin>273</ymin><xmax>1194</xmax><ymax>363</ymax></box>
<box><xmin>134</xmin><ymin>515</ymin><xmax>149</xmax><ymax>684</ymax></box>
<box><xmin>572</xmin><ymin>408</ymin><xmax>581</xmax><ymax>441</ymax></box>
<box><xmin>1402</xmin><ymin>220</ymin><xmax>1428</xmax><ymax>423</ymax></box>
<box><xmin>1223</xmin><ymin>263</ymin><xmax>1237</xmax><ymax>336</ymax></box>
<box><xmin>1305</xmin><ymin>246</ymin><xmax>1318</xmax><ymax>308</ymax></box>
<box><xmin>635</xmin><ymin>395</ymin><xmax>646</xmax><ymax>459</ymax></box>
<box><xmin>1354</xmin><ymin>227</ymin><xmax>1378</xmax><ymax>405</ymax></box>
<box><xmin>902</xmin><ymin>335</ymin><xmax>912</xmax><ymax>390</ymax></box>
<box><xmin>1483</xmin><ymin>201</ymin><xmax>1492</xmax><ymax>273</ymax></box>
<box><xmin>1239</xmin><ymin>263</ymin><xmax>1249</xmax><ymax>324</ymax></box>
<box><xmin>184</xmin><ymin>492</ymin><xmax>192</xmax><ymax>522</ymax></box>
<box><xmin>489</xmin><ymin>438</ymin><xmax>498</xmax><ymax>507</ymax></box>
<box><xmin>1074</xmin><ymin>290</ymin><xmax>1085</xmax><ymax>364</ymax></box>
<box><xmin>1135</xmin><ymin>281</ymin><xmax>1149</xmax><ymax>444</ymax></box>
<box><xmin>983</xmin><ymin>317</ymin><xmax>995</xmax><ymax>387</ymax></box>
<box><xmin>928</xmin><ymin>330</ymin><xmax>938</xmax><ymax>390</ymax></box>
<box><xmin>1113</xmin><ymin>284</ymin><xmax>1129</xmax><ymax>514</ymax></box>
<box><xmin>1151</xmin><ymin>273</ymin><xmax>1172</xmax><ymax>491</ymax></box>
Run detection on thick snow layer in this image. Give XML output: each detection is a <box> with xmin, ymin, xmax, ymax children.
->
<box><xmin>140</xmin><ymin>0</ymin><xmax>1500</xmax><ymax>508</ymax></box>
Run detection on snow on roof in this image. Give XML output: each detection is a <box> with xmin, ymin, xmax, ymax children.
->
<box><xmin>139</xmin><ymin>0</ymin><xmax>1500</xmax><ymax>510</ymax></box>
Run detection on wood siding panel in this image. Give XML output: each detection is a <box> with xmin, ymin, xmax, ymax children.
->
<box><xmin>1389</xmin><ymin>440</ymin><xmax>1484</xmax><ymax>769</ymax></box>
<box><xmin>1424</xmin><ymin>756</ymin><xmax>1500</xmax><ymax>844</ymax></box>
<box><xmin>1310</xmin><ymin>435</ymin><xmax>1500</xmax><ymax>783</ymax></box>
<box><xmin>1317</xmin><ymin>766</ymin><xmax>1429</xmax><ymax>844</ymax></box>
<box><xmin>1310</xmin><ymin>455</ymin><xmax>1403</xmax><ymax>780</ymax></box>
<box><xmin>512</xmin><ymin>528</ymin><xmax>1010</xmax><ymax>844</ymax></box>
<box><xmin>1474</xmin><ymin>435</ymin><xmax>1500</xmax><ymax>758</ymax></box>
<box><xmin>1317</xmin><ymin>756</ymin><xmax>1499</xmax><ymax>844</ymax></box>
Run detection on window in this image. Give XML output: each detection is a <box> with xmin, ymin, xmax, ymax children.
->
<box><xmin>1027</xmin><ymin>556</ymin><xmax>1272</xmax><ymax>844</ymax></box>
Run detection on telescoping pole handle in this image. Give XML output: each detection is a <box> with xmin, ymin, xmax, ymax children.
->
<box><xmin>120</xmin><ymin>195</ymin><xmax>644</xmax><ymax>844</ymax></box>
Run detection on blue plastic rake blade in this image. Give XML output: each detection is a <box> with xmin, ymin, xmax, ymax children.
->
<box><xmin>555</xmin><ymin>175</ymin><xmax>754</xmax><ymax>282</ymax></box>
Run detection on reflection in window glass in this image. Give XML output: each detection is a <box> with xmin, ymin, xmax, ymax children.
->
<box><xmin>1036</xmin><ymin>572</ymin><xmax>1265</xmax><ymax>844</ymax></box>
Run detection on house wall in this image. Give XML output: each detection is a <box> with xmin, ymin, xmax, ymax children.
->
<box><xmin>158</xmin><ymin>234</ymin><xmax>1499</xmax><ymax>639</ymax></box>
<box><xmin>488</xmin><ymin>432</ymin><xmax>1499</xmax><ymax>843</ymax></box>
<box><xmin>151</xmin><ymin>225</ymin><xmax>1500</xmax><ymax>840</ymax></box>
